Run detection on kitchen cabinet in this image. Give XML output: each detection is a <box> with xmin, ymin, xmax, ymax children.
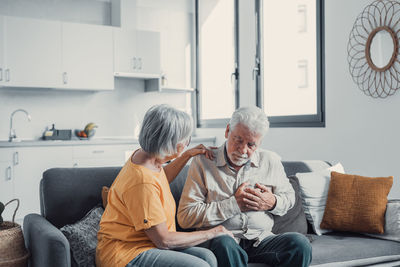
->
<box><xmin>113</xmin><ymin>29</ymin><xmax>161</xmax><ymax>76</ymax></box>
<box><xmin>136</xmin><ymin>31</ymin><xmax>161</xmax><ymax>75</ymax></box>
<box><xmin>0</xmin><ymin>149</ymin><xmax>15</xmax><ymax>222</ymax></box>
<box><xmin>72</xmin><ymin>144</ymin><xmax>138</xmax><ymax>168</ymax></box>
<box><xmin>11</xmin><ymin>147</ymin><xmax>73</xmax><ymax>224</ymax></box>
<box><xmin>61</xmin><ymin>22</ymin><xmax>114</xmax><ymax>90</ymax></box>
<box><xmin>113</xmin><ymin>28</ymin><xmax>194</xmax><ymax>93</ymax></box>
<box><xmin>0</xmin><ymin>16</ymin><xmax>114</xmax><ymax>91</ymax></box>
<box><xmin>1</xmin><ymin>16</ymin><xmax>62</xmax><ymax>88</ymax></box>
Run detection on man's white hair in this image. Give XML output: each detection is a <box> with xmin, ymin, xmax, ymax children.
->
<box><xmin>139</xmin><ymin>104</ymin><xmax>193</xmax><ymax>158</ymax></box>
<box><xmin>229</xmin><ymin>106</ymin><xmax>269</xmax><ymax>136</ymax></box>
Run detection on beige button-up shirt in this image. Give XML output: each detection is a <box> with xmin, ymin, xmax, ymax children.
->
<box><xmin>177</xmin><ymin>143</ymin><xmax>295</xmax><ymax>246</ymax></box>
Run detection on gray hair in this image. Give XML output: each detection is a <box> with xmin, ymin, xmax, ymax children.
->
<box><xmin>139</xmin><ymin>104</ymin><xmax>193</xmax><ymax>158</ymax></box>
<box><xmin>229</xmin><ymin>106</ymin><xmax>269</xmax><ymax>136</ymax></box>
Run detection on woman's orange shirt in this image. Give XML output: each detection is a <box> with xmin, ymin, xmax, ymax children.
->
<box><xmin>96</xmin><ymin>159</ymin><xmax>176</xmax><ymax>267</ymax></box>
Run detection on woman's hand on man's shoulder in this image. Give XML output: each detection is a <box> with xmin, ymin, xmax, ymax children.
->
<box><xmin>183</xmin><ymin>144</ymin><xmax>216</xmax><ymax>160</ymax></box>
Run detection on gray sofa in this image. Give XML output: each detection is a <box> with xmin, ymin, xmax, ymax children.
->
<box><xmin>23</xmin><ymin>161</ymin><xmax>400</xmax><ymax>267</ymax></box>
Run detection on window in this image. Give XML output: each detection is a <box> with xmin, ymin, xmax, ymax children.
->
<box><xmin>258</xmin><ymin>0</ymin><xmax>324</xmax><ymax>127</ymax></box>
<box><xmin>196</xmin><ymin>0</ymin><xmax>238</xmax><ymax>127</ymax></box>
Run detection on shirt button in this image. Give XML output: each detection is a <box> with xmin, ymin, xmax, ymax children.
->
<box><xmin>144</xmin><ymin>219</ymin><xmax>148</xmax><ymax>223</ymax></box>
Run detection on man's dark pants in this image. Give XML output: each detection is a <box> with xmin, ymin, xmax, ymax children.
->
<box><xmin>198</xmin><ymin>232</ymin><xmax>312</xmax><ymax>267</ymax></box>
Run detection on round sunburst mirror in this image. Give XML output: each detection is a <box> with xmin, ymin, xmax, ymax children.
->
<box><xmin>348</xmin><ymin>0</ymin><xmax>400</xmax><ymax>98</ymax></box>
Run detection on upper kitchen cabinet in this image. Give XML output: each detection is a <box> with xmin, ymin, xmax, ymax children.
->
<box><xmin>61</xmin><ymin>22</ymin><xmax>114</xmax><ymax>90</ymax></box>
<box><xmin>136</xmin><ymin>31</ymin><xmax>161</xmax><ymax>75</ymax></box>
<box><xmin>1</xmin><ymin>16</ymin><xmax>62</xmax><ymax>88</ymax></box>
<box><xmin>113</xmin><ymin>28</ymin><xmax>161</xmax><ymax>76</ymax></box>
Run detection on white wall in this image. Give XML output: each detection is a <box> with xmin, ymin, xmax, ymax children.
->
<box><xmin>0</xmin><ymin>0</ymin><xmax>192</xmax><ymax>139</ymax></box>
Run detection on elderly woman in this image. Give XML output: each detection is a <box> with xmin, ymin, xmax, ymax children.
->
<box><xmin>96</xmin><ymin>104</ymin><xmax>232</xmax><ymax>267</ymax></box>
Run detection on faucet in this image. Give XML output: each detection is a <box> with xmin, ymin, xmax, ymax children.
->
<box><xmin>9</xmin><ymin>109</ymin><xmax>32</xmax><ymax>142</ymax></box>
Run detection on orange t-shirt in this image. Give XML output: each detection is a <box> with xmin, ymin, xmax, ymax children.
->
<box><xmin>96</xmin><ymin>159</ymin><xmax>176</xmax><ymax>267</ymax></box>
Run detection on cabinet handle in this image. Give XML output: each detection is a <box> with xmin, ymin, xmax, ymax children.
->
<box><xmin>63</xmin><ymin>72</ymin><xmax>68</xmax><ymax>84</ymax></box>
<box><xmin>92</xmin><ymin>150</ymin><xmax>105</xmax><ymax>154</ymax></box>
<box><xmin>5</xmin><ymin>69</ymin><xmax>10</xmax><ymax>82</ymax></box>
<box><xmin>0</xmin><ymin>68</ymin><xmax>2</xmax><ymax>81</ymax></box>
<box><xmin>138</xmin><ymin>58</ymin><xmax>142</xmax><ymax>70</ymax></box>
<box><xmin>6</xmin><ymin>166</ymin><xmax>12</xmax><ymax>181</ymax></box>
<box><xmin>13</xmin><ymin>151</ymin><xmax>19</xmax><ymax>166</ymax></box>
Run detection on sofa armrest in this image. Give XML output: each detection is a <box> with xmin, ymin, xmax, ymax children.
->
<box><xmin>23</xmin><ymin>213</ymin><xmax>71</xmax><ymax>267</ymax></box>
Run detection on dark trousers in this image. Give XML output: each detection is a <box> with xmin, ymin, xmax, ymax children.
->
<box><xmin>198</xmin><ymin>232</ymin><xmax>312</xmax><ymax>267</ymax></box>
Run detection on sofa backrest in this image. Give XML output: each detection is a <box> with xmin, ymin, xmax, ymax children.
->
<box><xmin>40</xmin><ymin>160</ymin><xmax>330</xmax><ymax>228</ymax></box>
<box><xmin>41</xmin><ymin>167</ymin><xmax>122</xmax><ymax>228</ymax></box>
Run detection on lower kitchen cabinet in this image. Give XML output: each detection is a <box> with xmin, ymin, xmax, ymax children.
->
<box><xmin>12</xmin><ymin>146</ymin><xmax>73</xmax><ymax>224</ymax></box>
<box><xmin>72</xmin><ymin>144</ymin><xmax>139</xmax><ymax>167</ymax></box>
<box><xmin>0</xmin><ymin>147</ymin><xmax>73</xmax><ymax>224</ymax></box>
<box><xmin>0</xmin><ymin>148</ymin><xmax>15</xmax><ymax>222</ymax></box>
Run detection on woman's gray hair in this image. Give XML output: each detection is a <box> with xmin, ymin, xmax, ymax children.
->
<box><xmin>229</xmin><ymin>106</ymin><xmax>269</xmax><ymax>136</ymax></box>
<box><xmin>139</xmin><ymin>104</ymin><xmax>193</xmax><ymax>158</ymax></box>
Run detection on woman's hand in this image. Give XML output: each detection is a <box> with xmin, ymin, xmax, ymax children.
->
<box><xmin>182</xmin><ymin>144</ymin><xmax>216</xmax><ymax>160</ymax></box>
<box><xmin>208</xmin><ymin>225</ymin><xmax>234</xmax><ymax>239</ymax></box>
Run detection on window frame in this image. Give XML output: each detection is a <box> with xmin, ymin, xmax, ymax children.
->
<box><xmin>256</xmin><ymin>0</ymin><xmax>325</xmax><ymax>127</ymax></box>
<box><xmin>194</xmin><ymin>0</ymin><xmax>239</xmax><ymax>128</ymax></box>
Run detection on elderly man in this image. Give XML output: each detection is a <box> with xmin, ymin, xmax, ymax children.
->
<box><xmin>177</xmin><ymin>106</ymin><xmax>312</xmax><ymax>267</ymax></box>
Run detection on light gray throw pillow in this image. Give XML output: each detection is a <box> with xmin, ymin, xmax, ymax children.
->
<box><xmin>365</xmin><ymin>200</ymin><xmax>400</xmax><ymax>242</ymax></box>
<box><xmin>60</xmin><ymin>205</ymin><xmax>104</xmax><ymax>267</ymax></box>
<box><xmin>365</xmin><ymin>199</ymin><xmax>400</xmax><ymax>242</ymax></box>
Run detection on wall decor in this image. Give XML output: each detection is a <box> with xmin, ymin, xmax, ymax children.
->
<box><xmin>348</xmin><ymin>0</ymin><xmax>400</xmax><ymax>98</ymax></box>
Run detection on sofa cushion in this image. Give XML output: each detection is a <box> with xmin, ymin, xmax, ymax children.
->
<box><xmin>364</xmin><ymin>199</ymin><xmax>400</xmax><ymax>242</ymax></box>
<box><xmin>320</xmin><ymin>172</ymin><xmax>393</xmax><ymax>234</ymax></box>
<box><xmin>272</xmin><ymin>175</ymin><xmax>307</xmax><ymax>235</ymax></box>
<box><xmin>60</xmin><ymin>205</ymin><xmax>104</xmax><ymax>267</ymax></box>
<box><xmin>310</xmin><ymin>232</ymin><xmax>400</xmax><ymax>266</ymax></box>
<box><xmin>296</xmin><ymin>163</ymin><xmax>345</xmax><ymax>235</ymax></box>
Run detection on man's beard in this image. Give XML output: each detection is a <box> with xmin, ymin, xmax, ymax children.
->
<box><xmin>229</xmin><ymin>152</ymin><xmax>249</xmax><ymax>166</ymax></box>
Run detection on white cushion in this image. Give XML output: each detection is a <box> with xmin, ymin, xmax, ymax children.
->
<box><xmin>365</xmin><ymin>200</ymin><xmax>400</xmax><ymax>242</ymax></box>
<box><xmin>296</xmin><ymin>163</ymin><xmax>345</xmax><ymax>235</ymax></box>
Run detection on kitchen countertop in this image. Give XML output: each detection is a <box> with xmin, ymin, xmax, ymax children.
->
<box><xmin>0</xmin><ymin>136</ymin><xmax>217</xmax><ymax>148</ymax></box>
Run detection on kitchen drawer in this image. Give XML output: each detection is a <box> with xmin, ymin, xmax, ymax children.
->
<box><xmin>72</xmin><ymin>145</ymin><xmax>131</xmax><ymax>159</ymax></box>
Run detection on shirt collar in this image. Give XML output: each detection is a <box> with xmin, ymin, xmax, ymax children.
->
<box><xmin>215</xmin><ymin>142</ymin><xmax>260</xmax><ymax>168</ymax></box>
<box><xmin>215</xmin><ymin>144</ymin><xmax>227</xmax><ymax>167</ymax></box>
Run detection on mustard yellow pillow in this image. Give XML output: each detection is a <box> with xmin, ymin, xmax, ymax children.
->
<box><xmin>101</xmin><ymin>186</ymin><xmax>109</xmax><ymax>209</ymax></box>
<box><xmin>320</xmin><ymin>171</ymin><xmax>393</xmax><ymax>234</ymax></box>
